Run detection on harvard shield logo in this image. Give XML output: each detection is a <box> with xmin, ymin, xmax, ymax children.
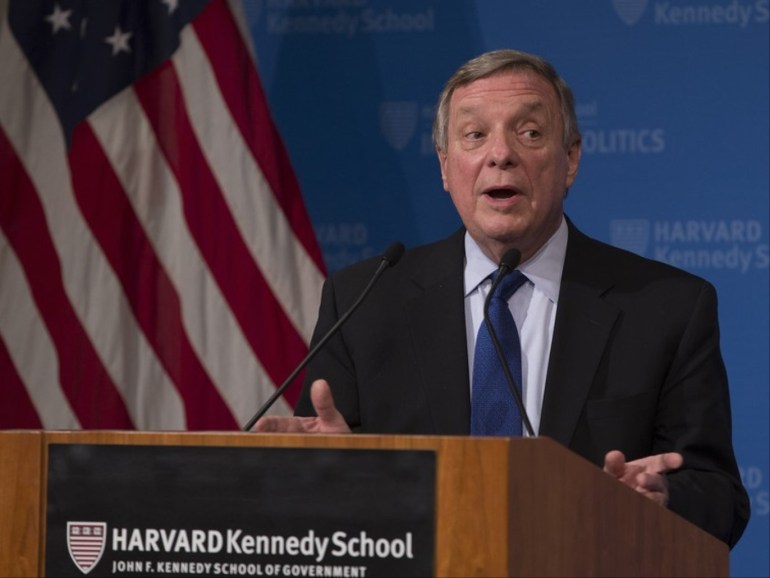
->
<box><xmin>610</xmin><ymin>219</ymin><xmax>650</xmax><ymax>256</ymax></box>
<box><xmin>612</xmin><ymin>0</ymin><xmax>649</xmax><ymax>26</ymax></box>
<box><xmin>67</xmin><ymin>522</ymin><xmax>107</xmax><ymax>575</ymax></box>
<box><xmin>379</xmin><ymin>101</ymin><xmax>418</xmax><ymax>151</ymax></box>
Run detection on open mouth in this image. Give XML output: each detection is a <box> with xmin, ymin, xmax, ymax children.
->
<box><xmin>484</xmin><ymin>187</ymin><xmax>518</xmax><ymax>200</ymax></box>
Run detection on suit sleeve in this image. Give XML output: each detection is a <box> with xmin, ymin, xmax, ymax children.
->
<box><xmin>659</xmin><ymin>281</ymin><xmax>749</xmax><ymax>548</ymax></box>
<box><xmin>293</xmin><ymin>273</ymin><xmax>363</xmax><ymax>431</ymax></box>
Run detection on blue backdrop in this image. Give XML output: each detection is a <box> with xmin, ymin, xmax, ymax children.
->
<box><xmin>245</xmin><ymin>1</ymin><xmax>769</xmax><ymax>574</ymax></box>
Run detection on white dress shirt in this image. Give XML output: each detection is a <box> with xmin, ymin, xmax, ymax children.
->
<box><xmin>463</xmin><ymin>217</ymin><xmax>568</xmax><ymax>436</ymax></box>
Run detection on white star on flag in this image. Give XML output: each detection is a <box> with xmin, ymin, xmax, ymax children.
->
<box><xmin>160</xmin><ymin>0</ymin><xmax>179</xmax><ymax>15</ymax></box>
<box><xmin>45</xmin><ymin>4</ymin><xmax>72</xmax><ymax>34</ymax></box>
<box><xmin>105</xmin><ymin>25</ymin><xmax>132</xmax><ymax>56</ymax></box>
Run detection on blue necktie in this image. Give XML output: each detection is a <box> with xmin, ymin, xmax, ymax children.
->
<box><xmin>471</xmin><ymin>270</ymin><xmax>527</xmax><ymax>436</ymax></box>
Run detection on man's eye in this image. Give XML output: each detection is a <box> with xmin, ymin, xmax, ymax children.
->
<box><xmin>522</xmin><ymin>129</ymin><xmax>540</xmax><ymax>139</ymax></box>
<box><xmin>465</xmin><ymin>131</ymin><xmax>483</xmax><ymax>140</ymax></box>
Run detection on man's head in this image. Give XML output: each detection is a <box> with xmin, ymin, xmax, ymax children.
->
<box><xmin>434</xmin><ymin>50</ymin><xmax>582</xmax><ymax>263</ymax></box>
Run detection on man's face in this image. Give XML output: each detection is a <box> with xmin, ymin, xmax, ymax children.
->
<box><xmin>437</xmin><ymin>69</ymin><xmax>581</xmax><ymax>263</ymax></box>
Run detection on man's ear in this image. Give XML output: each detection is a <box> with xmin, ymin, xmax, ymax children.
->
<box><xmin>437</xmin><ymin>146</ymin><xmax>450</xmax><ymax>192</ymax></box>
<box><xmin>565</xmin><ymin>138</ymin><xmax>581</xmax><ymax>188</ymax></box>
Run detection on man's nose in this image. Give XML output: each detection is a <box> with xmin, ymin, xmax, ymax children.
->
<box><xmin>486</xmin><ymin>131</ymin><xmax>518</xmax><ymax>168</ymax></box>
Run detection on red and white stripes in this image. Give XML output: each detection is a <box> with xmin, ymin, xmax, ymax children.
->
<box><xmin>0</xmin><ymin>0</ymin><xmax>326</xmax><ymax>430</ymax></box>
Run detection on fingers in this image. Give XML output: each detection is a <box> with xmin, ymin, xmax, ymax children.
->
<box><xmin>661</xmin><ymin>451</ymin><xmax>684</xmax><ymax>472</ymax></box>
<box><xmin>628</xmin><ymin>452</ymin><xmax>683</xmax><ymax>475</ymax></box>
<box><xmin>249</xmin><ymin>380</ymin><xmax>335</xmax><ymax>433</ymax></box>
<box><xmin>252</xmin><ymin>380</ymin><xmax>351</xmax><ymax>434</ymax></box>
<box><xmin>604</xmin><ymin>450</ymin><xmax>683</xmax><ymax>508</ymax></box>
<box><xmin>605</xmin><ymin>451</ymin><xmax>645</xmax><ymax>486</ymax></box>
<box><xmin>602</xmin><ymin>450</ymin><xmax>627</xmax><ymax>478</ymax></box>
<box><xmin>309</xmin><ymin>379</ymin><xmax>352</xmax><ymax>433</ymax></box>
<box><xmin>605</xmin><ymin>450</ymin><xmax>684</xmax><ymax>477</ymax></box>
<box><xmin>635</xmin><ymin>471</ymin><xmax>667</xmax><ymax>494</ymax></box>
<box><xmin>309</xmin><ymin>380</ymin><xmax>337</xmax><ymax>420</ymax></box>
<box><xmin>253</xmin><ymin>415</ymin><xmax>312</xmax><ymax>433</ymax></box>
<box><xmin>633</xmin><ymin>472</ymin><xmax>671</xmax><ymax>506</ymax></box>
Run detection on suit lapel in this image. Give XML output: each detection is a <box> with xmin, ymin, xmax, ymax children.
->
<box><xmin>403</xmin><ymin>230</ymin><xmax>471</xmax><ymax>434</ymax></box>
<box><xmin>397</xmin><ymin>223</ymin><xmax>622</xmax><ymax>440</ymax></box>
<box><xmin>539</xmin><ymin>222</ymin><xmax>620</xmax><ymax>446</ymax></box>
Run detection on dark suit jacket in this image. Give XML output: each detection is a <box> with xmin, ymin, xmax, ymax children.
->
<box><xmin>295</xmin><ymin>218</ymin><xmax>750</xmax><ymax>547</ymax></box>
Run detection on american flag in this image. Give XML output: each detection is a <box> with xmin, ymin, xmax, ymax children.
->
<box><xmin>0</xmin><ymin>0</ymin><xmax>326</xmax><ymax>430</ymax></box>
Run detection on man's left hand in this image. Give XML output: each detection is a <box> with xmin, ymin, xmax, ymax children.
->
<box><xmin>603</xmin><ymin>450</ymin><xmax>683</xmax><ymax>507</ymax></box>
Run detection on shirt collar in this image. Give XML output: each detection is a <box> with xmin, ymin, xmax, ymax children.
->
<box><xmin>463</xmin><ymin>216</ymin><xmax>568</xmax><ymax>304</ymax></box>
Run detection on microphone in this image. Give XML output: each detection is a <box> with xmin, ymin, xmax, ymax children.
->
<box><xmin>483</xmin><ymin>248</ymin><xmax>536</xmax><ymax>437</ymax></box>
<box><xmin>242</xmin><ymin>241</ymin><xmax>406</xmax><ymax>431</ymax></box>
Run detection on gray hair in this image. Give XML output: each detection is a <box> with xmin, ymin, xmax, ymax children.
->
<box><xmin>432</xmin><ymin>49</ymin><xmax>581</xmax><ymax>152</ymax></box>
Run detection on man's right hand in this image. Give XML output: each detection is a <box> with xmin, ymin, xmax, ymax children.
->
<box><xmin>252</xmin><ymin>379</ymin><xmax>351</xmax><ymax>434</ymax></box>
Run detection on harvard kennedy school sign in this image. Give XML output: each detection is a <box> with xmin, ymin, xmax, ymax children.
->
<box><xmin>45</xmin><ymin>444</ymin><xmax>436</xmax><ymax>577</ymax></box>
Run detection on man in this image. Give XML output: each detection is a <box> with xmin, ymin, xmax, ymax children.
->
<box><xmin>255</xmin><ymin>50</ymin><xmax>749</xmax><ymax>547</ymax></box>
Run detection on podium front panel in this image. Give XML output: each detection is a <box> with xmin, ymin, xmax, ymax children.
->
<box><xmin>44</xmin><ymin>443</ymin><xmax>436</xmax><ymax>577</ymax></box>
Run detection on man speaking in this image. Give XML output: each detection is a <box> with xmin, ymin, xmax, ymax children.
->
<box><xmin>255</xmin><ymin>49</ymin><xmax>749</xmax><ymax>549</ymax></box>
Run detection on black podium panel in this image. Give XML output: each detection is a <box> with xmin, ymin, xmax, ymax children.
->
<box><xmin>46</xmin><ymin>444</ymin><xmax>436</xmax><ymax>577</ymax></box>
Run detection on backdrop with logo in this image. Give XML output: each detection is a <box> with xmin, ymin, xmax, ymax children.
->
<box><xmin>244</xmin><ymin>1</ymin><xmax>769</xmax><ymax>574</ymax></box>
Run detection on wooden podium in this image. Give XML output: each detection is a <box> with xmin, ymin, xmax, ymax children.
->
<box><xmin>0</xmin><ymin>430</ymin><xmax>728</xmax><ymax>577</ymax></box>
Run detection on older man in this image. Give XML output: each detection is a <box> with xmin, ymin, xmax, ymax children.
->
<box><xmin>256</xmin><ymin>50</ymin><xmax>749</xmax><ymax>548</ymax></box>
